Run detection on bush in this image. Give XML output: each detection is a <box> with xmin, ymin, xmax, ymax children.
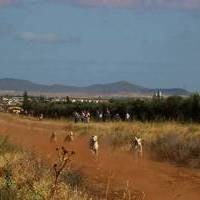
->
<box><xmin>0</xmin><ymin>137</ymin><xmax>90</xmax><ymax>200</ymax></box>
<box><xmin>24</xmin><ymin>94</ymin><xmax>200</xmax><ymax>123</ymax></box>
<box><xmin>0</xmin><ymin>136</ymin><xmax>17</xmax><ymax>155</ymax></box>
<box><xmin>149</xmin><ymin>133</ymin><xmax>200</xmax><ymax>168</ymax></box>
<box><xmin>61</xmin><ymin>170</ymin><xmax>84</xmax><ymax>189</ymax></box>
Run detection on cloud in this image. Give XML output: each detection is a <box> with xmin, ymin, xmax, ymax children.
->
<box><xmin>61</xmin><ymin>0</ymin><xmax>200</xmax><ymax>9</ymax></box>
<box><xmin>16</xmin><ymin>32</ymin><xmax>81</xmax><ymax>44</ymax></box>
<box><xmin>65</xmin><ymin>0</ymin><xmax>139</xmax><ymax>7</ymax></box>
<box><xmin>1</xmin><ymin>0</ymin><xmax>200</xmax><ymax>9</ymax></box>
<box><xmin>0</xmin><ymin>0</ymin><xmax>18</xmax><ymax>6</ymax></box>
<box><xmin>0</xmin><ymin>0</ymin><xmax>44</xmax><ymax>7</ymax></box>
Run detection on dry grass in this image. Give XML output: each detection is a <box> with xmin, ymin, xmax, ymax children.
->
<box><xmin>3</xmin><ymin>111</ymin><xmax>200</xmax><ymax>167</ymax></box>
<box><xmin>1</xmin><ymin>113</ymin><xmax>200</xmax><ymax>199</ymax></box>
<box><xmin>0</xmin><ymin>136</ymin><xmax>90</xmax><ymax>200</ymax></box>
<box><xmin>0</xmin><ymin>134</ymin><xmax>143</xmax><ymax>200</ymax></box>
<box><xmin>72</xmin><ymin>121</ymin><xmax>200</xmax><ymax>168</ymax></box>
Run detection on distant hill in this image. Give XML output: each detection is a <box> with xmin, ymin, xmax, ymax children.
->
<box><xmin>0</xmin><ymin>78</ymin><xmax>190</xmax><ymax>96</ymax></box>
<box><xmin>84</xmin><ymin>81</ymin><xmax>148</xmax><ymax>94</ymax></box>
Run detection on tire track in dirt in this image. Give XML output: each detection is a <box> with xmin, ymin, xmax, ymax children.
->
<box><xmin>0</xmin><ymin>116</ymin><xmax>200</xmax><ymax>200</ymax></box>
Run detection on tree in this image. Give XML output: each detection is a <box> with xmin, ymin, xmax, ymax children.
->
<box><xmin>22</xmin><ymin>91</ymin><xmax>29</xmax><ymax>112</ymax></box>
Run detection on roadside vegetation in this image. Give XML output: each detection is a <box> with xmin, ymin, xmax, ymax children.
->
<box><xmin>23</xmin><ymin>93</ymin><xmax>200</xmax><ymax>123</ymax></box>
<box><xmin>0</xmin><ymin>114</ymin><xmax>200</xmax><ymax>200</ymax></box>
<box><xmin>21</xmin><ymin>92</ymin><xmax>200</xmax><ymax>168</ymax></box>
<box><xmin>72</xmin><ymin>121</ymin><xmax>200</xmax><ymax>168</ymax></box>
<box><xmin>1</xmin><ymin>112</ymin><xmax>200</xmax><ymax>169</ymax></box>
<box><xmin>0</xmin><ymin>134</ymin><xmax>147</xmax><ymax>200</ymax></box>
<box><xmin>0</xmin><ymin>136</ymin><xmax>90</xmax><ymax>200</ymax></box>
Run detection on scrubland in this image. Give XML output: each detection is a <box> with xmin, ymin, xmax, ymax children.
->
<box><xmin>73</xmin><ymin>121</ymin><xmax>200</xmax><ymax>168</ymax></box>
<box><xmin>1</xmin><ymin>113</ymin><xmax>200</xmax><ymax>200</ymax></box>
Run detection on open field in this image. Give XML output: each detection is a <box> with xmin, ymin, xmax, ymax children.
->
<box><xmin>0</xmin><ymin>113</ymin><xmax>200</xmax><ymax>199</ymax></box>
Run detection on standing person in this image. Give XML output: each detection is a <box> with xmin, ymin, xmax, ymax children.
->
<box><xmin>96</xmin><ymin>110</ymin><xmax>100</xmax><ymax>121</ymax></box>
<box><xmin>74</xmin><ymin>112</ymin><xmax>80</xmax><ymax>123</ymax></box>
<box><xmin>125</xmin><ymin>112</ymin><xmax>131</xmax><ymax>121</ymax></box>
<box><xmin>114</xmin><ymin>113</ymin><xmax>121</xmax><ymax>121</ymax></box>
<box><xmin>86</xmin><ymin>111</ymin><xmax>90</xmax><ymax>123</ymax></box>
<box><xmin>81</xmin><ymin>111</ymin><xmax>85</xmax><ymax>123</ymax></box>
<box><xmin>99</xmin><ymin>111</ymin><xmax>103</xmax><ymax>122</ymax></box>
<box><xmin>106</xmin><ymin>108</ymin><xmax>111</xmax><ymax>121</ymax></box>
<box><xmin>83</xmin><ymin>111</ymin><xmax>88</xmax><ymax>123</ymax></box>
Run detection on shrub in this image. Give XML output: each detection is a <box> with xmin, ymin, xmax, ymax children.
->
<box><xmin>25</xmin><ymin>94</ymin><xmax>200</xmax><ymax>123</ymax></box>
<box><xmin>0</xmin><ymin>136</ymin><xmax>17</xmax><ymax>155</ymax></box>
<box><xmin>149</xmin><ymin>133</ymin><xmax>200</xmax><ymax>168</ymax></box>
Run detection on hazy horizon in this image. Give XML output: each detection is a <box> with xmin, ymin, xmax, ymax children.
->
<box><xmin>0</xmin><ymin>0</ymin><xmax>200</xmax><ymax>91</ymax></box>
<box><xmin>0</xmin><ymin>77</ymin><xmax>194</xmax><ymax>92</ymax></box>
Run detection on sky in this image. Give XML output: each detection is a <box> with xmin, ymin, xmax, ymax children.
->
<box><xmin>0</xmin><ymin>0</ymin><xmax>200</xmax><ymax>91</ymax></box>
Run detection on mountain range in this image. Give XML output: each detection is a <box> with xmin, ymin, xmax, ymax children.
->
<box><xmin>0</xmin><ymin>78</ymin><xmax>190</xmax><ymax>96</ymax></box>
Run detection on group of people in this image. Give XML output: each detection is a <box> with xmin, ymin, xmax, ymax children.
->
<box><xmin>96</xmin><ymin>109</ymin><xmax>132</xmax><ymax>121</ymax></box>
<box><xmin>74</xmin><ymin>109</ymin><xmax>131</xmax><ymax>123</ymax></box>
<box><xmin>74</xmin><ymin>111</ymin><xmax>91</xmax><ymax>123</ymax></box>
<box><xmin>96</xmin><ymin>109</ymin><xmax>111</xmax><ymax>121</ymax></box>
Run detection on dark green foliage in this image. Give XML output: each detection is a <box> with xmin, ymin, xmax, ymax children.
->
<box><xmin>22</xmin><ymin>91</ymin><xmax>30</xmax><ymax>112</ymax></box>
<box><xmin>25</xmin><ymin>94</ymin><xmax>200</xmax><ymax>122</ymax></box>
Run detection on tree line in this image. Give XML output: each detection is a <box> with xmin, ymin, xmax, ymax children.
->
<box><xmin>22</xmin><ymin>92</ymin><xmax>200</xmax><ymax>122</ymax></box>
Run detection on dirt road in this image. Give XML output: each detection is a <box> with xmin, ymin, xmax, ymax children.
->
<box><xmin>0</xmin><ymin>114</ymin><xmax>200</xmax><ymax>200</ymax></box>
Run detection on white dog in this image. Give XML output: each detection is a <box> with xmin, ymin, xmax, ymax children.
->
<box><xmin>64</xmin><ymin>131</ymin><xmax>74</xmax><ymax>143</ymax></box>
<box><xmin>50</xmin><ymin>132</ymin><xmax>57</xmax><ymax>143</ymax></box>
<box><xmin>89</xmin><ymin>135</ymin><xmax>99</xmax><ymax>155</ymax></box>
<box><xmin>131</xmin><ymin>136</ymin><xmax>143</xmax><ymax>158</ymax></box>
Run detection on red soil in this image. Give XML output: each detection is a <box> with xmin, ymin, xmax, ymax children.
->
<box><xmin>0</xmin><ymin>115</ymin><xmax>200</xmax><ymax>200</ymax></box>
